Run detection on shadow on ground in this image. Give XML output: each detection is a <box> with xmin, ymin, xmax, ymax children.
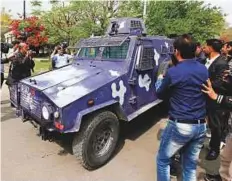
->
<box><xmin>121</xmin><ymin>102</ymin><xmax>168</xmax><ymax>141</ymax></box>
<box><xmin>1</xmin><ymin>104</ymin><xmax>17</xmax><ymax>122</ymax></box>
<box><xmin>32</xmin><ymin>102</ymin><xmax>168</xmax><ymax>165</ymax></box>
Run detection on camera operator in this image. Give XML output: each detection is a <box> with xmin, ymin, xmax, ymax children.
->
<box><xmin>51</xmin><ymin>45</ymin><xmax>73</xmax><ymax>69</ymax></box>
<box><xmin>2</xmin><ymin>44</ymin><xmax>35</xmax><ymax>86</ymax></box>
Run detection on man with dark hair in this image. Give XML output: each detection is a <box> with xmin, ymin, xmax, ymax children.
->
<box><xmin>204</xmin><ymin>39</ymin><xmax>229</xmax><ymax>161</ymax></box>
<box><xmin>155</xmin><ymin>34</ymin><xmax>208</xmax><ymax>181</ymax></box>
<box><xmin>196</xmin><ymin>42</ymin><xmax>206</xmax><ymax>64</ymax></box>
<box><xmin>221</xmin><ymin>42</ymin><xmax>229</xmax><ymax>57</ymax></box>
<box><xmin>226</xmin><ymin>41</ymin><xmax>232</xmax><ymax>63</ymax></box>
<box><xmin>203</xmin><ymin>79</ymin><xmax>232</xmax><ymax>181</ymax></box>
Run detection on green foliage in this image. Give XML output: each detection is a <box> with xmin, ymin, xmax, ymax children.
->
<box><xmin>31</xmin><ymin>0</ymin><xmax>226</xmax><ymax>45</ymax></box>
<box><xmin>146</xmin><ymin>1</ymin><xmax>225</xmax><ymax>42</ymax></box>
<box><xmin>116</xmin><ymin>1</ymin><xmax>143</xmax><ymax>18</ymax></box>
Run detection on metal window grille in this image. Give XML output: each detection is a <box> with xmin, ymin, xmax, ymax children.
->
<box><xmin>139</xmin><ymin>48</ymin><xmax>155</xmax><ymax>70</ymax></box>
<box><xmin>102</xmin><ymin>42</ymin><xmax>129</xmax><ymax>59</ymax></box>
<box><xmin>131</xmin><ymin>21</ymin><xmax>142</xmax><ymax>29</ymax></box>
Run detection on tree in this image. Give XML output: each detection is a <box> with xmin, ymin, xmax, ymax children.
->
<box><xmin>116</xmin><ymin>1</ymin><xmax>143</xmax><ymax>18</ymax></box>
<box><xmin>30</xmin><ymin>0</ymin><xmax>43</xmax><ymax>16</ymax></box>
<box><xmin>9</xmin><ymin>16</ymin><xmax>48</xmax><ymax>48</ymax></box>
<box><xmin>220</xmin><ymin>27</ymin><xmax>232</xmax><ymax>42</ymax></box>
<box><xmin>36</xmin><ymin>0</ymin><xmax>120</xmax><ymax>45</ymax></box>
<box><xmin>0</xmin><ymin>7</ymin><xmax>12</xmax><ymax>40</ymax></box>
<box><xmin>31</xmin><ymin>0</ymin><xmax>226</xmax><ymax>45</ymax></box>
<box><xmin>146</xmin><ymin>1</ymin><xmax>225</xmax><ymax>42</ymax></box>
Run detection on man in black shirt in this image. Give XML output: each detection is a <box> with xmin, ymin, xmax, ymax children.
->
<box><xmin>203</xmin><ymin>79</ymin><xmax>232</xmax><ymax>181</ymax></box>
<box><xmin>203</xmin><ymin>39</ymin><xmax>229</xmax><ymax>160</ymax></box>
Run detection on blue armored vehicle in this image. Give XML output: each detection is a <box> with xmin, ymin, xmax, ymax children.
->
<box><xmin>18</xmin><ymin>18</ymin><xmax>173</xmax><ymax>169</ymax></box>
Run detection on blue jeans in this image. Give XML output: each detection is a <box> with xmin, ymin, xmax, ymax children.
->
<box><xmin>156</xmin><ymin>120</ymin><xmax>206</xmax><ymax>181</ymax></box>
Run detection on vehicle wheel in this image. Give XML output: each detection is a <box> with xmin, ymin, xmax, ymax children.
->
<box><xmin>72</xmin><ymin>111</ymin><xmax>120</xmax><ymax>170</ymax></box>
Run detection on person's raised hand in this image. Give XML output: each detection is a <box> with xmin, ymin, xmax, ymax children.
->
<box><xmin>202</xmin><ymin>79</ymin><xmax>218</xmax><ymax>100</ymax></box>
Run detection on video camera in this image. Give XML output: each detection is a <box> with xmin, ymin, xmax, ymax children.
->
<box><xmin>60</xmin><ymin>41</ymin><xmax>68</xmax><ymax>49</ymax></box>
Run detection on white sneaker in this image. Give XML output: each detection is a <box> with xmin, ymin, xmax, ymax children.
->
<box><xmin>206</xmin><ymin>132</ymin><xmax>211</xmax><ymax>138</ymax></box>
<box><xmin>220</xmin><ymin>141</ymin><xmax>226</xmax><ymax>150</ymax></box>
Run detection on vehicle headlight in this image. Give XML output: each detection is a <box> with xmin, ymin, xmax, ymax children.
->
<box><xmin>53</xmin><ymin>111</ymin><xmax>60</xmax><ymax>119</ymax></box>
<box><xmin>42</xmin><ymin>105</ymin><xmax>50</xmax><ymax>120</ymax></box>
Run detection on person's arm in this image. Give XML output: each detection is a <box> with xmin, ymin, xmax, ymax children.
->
<box><xmin>67</xmin><ymin>54</ymin><xmax>73</xmax><ymax>60</ymax></box>
<box><xmin>155</xmin><ymin>71</ymin><xmax>172</xmax><ymax>99</ymax></box>
<box><xmin>211</xmin><ymin>61</ymin><xmax>229</xmax><ymax>92</ymax></box>
<box><xmin>51</xmin><ymin>47</ymin><xmax>58</xmax><ymax>59</ymax></box>
<box><xmin>26</xmin><ymin>51</ymin><xmax>35</xmax><ymax>72</ymax></box>
<box><xmin>202</xmin><ymin>79</ymin><xmax>232</xmax><ymax>110</ymax></box>
<box><xmin>65</xmin><ymin>54</ymin><xmax>73</xmax><ymax>63</ymax></box>
<box><xmin>51</xmin><ymin>56</ymin><xmax>57</xmax><ymax>69</ymax></box>
<box><xmin>215</xmin><ymin>95</ymin><xmax>232</xmax><ymax>110</ymax></box>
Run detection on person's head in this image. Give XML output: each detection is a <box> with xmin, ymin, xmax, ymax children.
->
<box><xmin>195</xmin><ymin>42</ymin><xmax>202</xmax><ymax>57</ymax></box>
<box><xmin>18</xmin><ymin>43</ymin><xmax>29</xmax><ymax>55</ymax></box>
<box><xmin>11</xmin><ymin>40</ymin><xmax>20</xmax><ymax>52</ymax></box>
<box><xmin>204</xmin><ymin>39</ymin><xmax>223</xmax><ymax>55</ymax></box>
<box><xmin>57</xmin><ymin>46</ymin><xmax>64</xmax><ymax>55</ymax></box>
<box><xmin>227</xmin><ymin>41</ymin><xmax>232</xmax><ymax>56</ymax></box>
<box><xmin>173</xmin><ymin>34</ymin><xmax>197</xmax><ymax>62</ymax></box>
<box><xmin>221</xmin><ymin>42</ymin><xmax>228</xmax><ymax>55</ymax></box>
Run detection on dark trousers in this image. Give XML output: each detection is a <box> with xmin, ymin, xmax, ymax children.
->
<box><xmin>1</xmin><ymin>73</ymin><xmax>4</xmax><ymax>87</ymax></box>
<box><xmin>208</xmin><ymin>110</ymin><xmax>229</xmax><ymax>152</ymax></box>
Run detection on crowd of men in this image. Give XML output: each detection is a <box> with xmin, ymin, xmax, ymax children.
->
<box><xmin>156</xmin><ymin>35</ymin><xmax>232</xmax><ymax>181</ymax></box>
<box><xmin>1</xmin><ymin>37</ymin><xmax>73</xmax><ymax>89</ymax></box>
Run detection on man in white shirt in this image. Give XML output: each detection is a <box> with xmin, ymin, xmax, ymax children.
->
<box><xmin>205</xmin><ymin>54</ymin><xmax>220</xmax><ymax>69</ymax></box>
<box><xmin>51</xmin><ymin>46</ymin><xmax>73</xmax><ymax>69</ymax></box>
<box><xmin>203</xmin><ymin>39</ymin><xmax>229</xmax><ymax>161</ymax></box>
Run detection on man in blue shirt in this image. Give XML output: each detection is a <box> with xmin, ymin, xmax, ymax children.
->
<box><xmin>156</xmin><ymin>34</ymin><xmax>208</xmax><ymax>181</ymax></box>
<box><xmin>51</xmin><ymin>46</ymin><xmax>73</xmax><ymax>69</ymax></box>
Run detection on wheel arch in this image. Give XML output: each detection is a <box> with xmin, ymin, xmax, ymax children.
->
<box><xmin>64</xmin><ymin>100</ymin><xmax>128</xmax><ymax>133</ymax></box>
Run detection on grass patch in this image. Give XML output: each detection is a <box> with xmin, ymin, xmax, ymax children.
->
<box><xmin>33</xmin><ymin>61</ymin><xmax>51</xmax><ymax>75</ymax></box>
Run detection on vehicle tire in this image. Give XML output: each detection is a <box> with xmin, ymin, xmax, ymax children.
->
<box><xmin>72</xmin><ymin>111</ymin><xmax>120</xmax><ymax>170</ymax></box>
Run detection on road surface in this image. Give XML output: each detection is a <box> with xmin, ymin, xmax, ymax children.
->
<box><xmin>1</xmin><ymin>84</ymin><xmax>219</xmax><ymax>181</ymax></box>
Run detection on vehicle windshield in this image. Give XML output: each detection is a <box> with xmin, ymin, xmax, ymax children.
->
<box><xmin>78</xmin><ymin>41</ymin><xmax>129</xmax><ymax>60</ymax></box>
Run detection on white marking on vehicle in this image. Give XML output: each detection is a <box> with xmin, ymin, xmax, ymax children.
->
<box><xmin>109</xmin><ymin>70</ymin><xmax>120</xmax><ymax>77</ymax></box>
<box><xmin>111</xmin><ymin>80</ymin><xmax>127</xmax><ymax>105</ymax></box>
<box><xmin>55</xmin><ymin>86</ymin><xmax>89</xmax><ymax>105</ymax></box>
<box><xmin>165</xmin><ymin>42</ymin><xmax>169</xmax><ymax>48</ymax></box>
<box><xmin>154</xmin><ymin>49</ymin><xmax>160</xmax><ymax>66</ymax></box>
<box><xmin>138</xmin><ymin>74</ymin><xmax>151</xmax><ymax>92</ymax></box>
<box><xmin>119</xmin><ymin>21</ymin><xmax>125</xmax><ymax>29</ymax></box>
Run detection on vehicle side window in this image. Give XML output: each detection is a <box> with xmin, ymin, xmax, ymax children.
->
<box><xmin>137</xmin><ymin>47</ymin><xmax>155</xmax><ymax>71</ymax></box>
<box><xmin>161</xmin><ymin>45</ymin><xmax>168</xmax><ymax>55</ymax></box>
<box><xmin>102</xmin><ymin>41</ymin><xmax>129</xmax><ymax>59</ymax></box>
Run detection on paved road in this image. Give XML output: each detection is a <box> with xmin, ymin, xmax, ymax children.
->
<box><xmin>1</xmin><ymin>85</ymin><xmax>219</xmax><ymax>181</ymax></box>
